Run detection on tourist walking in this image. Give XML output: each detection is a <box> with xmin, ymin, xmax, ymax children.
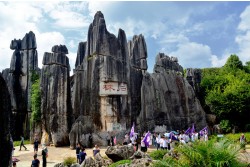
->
<box><xmin>93</xmin><ymin>145</ymin><xmax>100</xmax><ymax>157</ymax></box>
<box><xmin>34</xmin><ymin>139</ymin><xmax>39</xmax><ymax>154</ymax></box>
<box><xmin>19</xmin><ymin>135</ymin><xmax>27</xmax><ymax>151</ymax></box>
<box><xmin>41</xmin><ymin>144</ymin><xmax>48</xmax><ymax>167</ymax></box>
<box><xmin>79</xmin><ymin>147</ymin><xmax>87</xmax><ymax>164</ymax></box>
<box><xmin>31</xmin><ymin>154</ymin><xmax>40</xmax><ymax>167</ymax></box>
<box><xmin>240</xmin><ymin>133</ymin><xmax>247</xmax><ymax>151</ymax></box>
<box><xmin>76</xmin><ymin>143</ymin><xmax>81</xmax><ymax>163</ymax></box>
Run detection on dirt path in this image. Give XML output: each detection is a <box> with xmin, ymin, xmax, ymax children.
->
<box><xmin>13</xmin><ymin>144</ymin><xmax>250</xmax><ymax>167</ymax></box>
<box><xmin>13</xmin><ymin>144</ymin><xmax>107</xmax><ymax>167</ymax></box>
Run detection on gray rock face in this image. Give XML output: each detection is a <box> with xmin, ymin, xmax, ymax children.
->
<box><xmin>70</xmin><ymin>11</ymin><xmax>129</xmax><ymax>147</ymax></box>
<box><xmin>2</xmin><ymin>31</ymin><xmax>39</xmax><ymax>139</ymax></box>
<box><xmin>75</xmin><ymin>42</ymin><xmax>87</xmax><ymax>69</ymax></box>
<box><xmin>0</xmin><ymin>74</ymin><xmax>12</xmax><ymax>167</ymax></box>
<box><xmin>69</xmin><ymin>11</ymin><xmax>207</xmax><ymax>147</ymax></box>
<box><xmin>105</xmin><ymin>145</ymin><xmax>135</xmax><ymax>162</ymax></box>
<box><xmin>41</xmin><ymin>45</ymin><xmax>71</xmax><ymax>146</ymax></box>
<box><xmin>186</xmin><ymin>68</ymin><xmax>202</xmax><ymax>96</ymax></box>
<box><xmin>139</xmin><ymin>54</ymin><xmax>206</xmax><ymax>131</ymax></box>
<box><xmin>154</xmin><ymin>53</ymin><xmax>183</xmax><ymax>73</ymax></box>
<box><xmin>128</xmin><ymin>34</ymin><xmax>147</xmax><ymax>122</ymax></box>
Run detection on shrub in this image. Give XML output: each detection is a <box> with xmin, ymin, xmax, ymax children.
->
<box><xmin>219</xmin><ymin>120</ymin><xmax>232</xmax><ymax>133</ymax></box>
<box><xmin>63</xmin><ymin>157</ymin><xmax>76</xmax><ymax>167</ymax></box>
<box><xmin>149</xmin><ymin>149</ymin><xmax>168</xmax><ymax>160</ymax></box>
<box><xmin>245</xmin><ymin>124</ymin><xmax>250</xmax><ymax>131</ymax></box>
<box><xmin>108</xmin><ymin>160</ymin><xmax>131</xmax><ymax>167</ymax></box>
<box><xmin>225</xmin><ymin>132</ymin><xmax>250</xmax><ymax>144</ymax></box>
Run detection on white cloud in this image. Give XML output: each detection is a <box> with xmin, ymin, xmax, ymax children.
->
<box><xmin>36</xmin><ymin>31</ymin><xmax>66</xmax><ymax>68</ymax></box>
<box><xmin>238</xmin><ymin>5</ymin><xmax>250</xmax><ymax>31</ymax></box>
<box><xmin>235</xmin><ymin>5</ymin><xmax>250</xmax><ymax>64</ymax></box>
<box><xmin>169</xmin><ymin>41</ymin><xmax>215</xmax><ymax>68</ymax></box>
<box><xmin>49</xmin><ymin>10</ymin><xmax>89</xmax><ymax>29</ymax></box>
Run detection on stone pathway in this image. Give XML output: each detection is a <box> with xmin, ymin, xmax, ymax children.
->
<box><xmin>13</xmin><ymin>144</ymin><xmax>107</xmax><ymax>167</ymax></box>
<box><xmin>13</xmin><ymin>144</ymin><xmax>250</xmax><ymax>167</ymax></box>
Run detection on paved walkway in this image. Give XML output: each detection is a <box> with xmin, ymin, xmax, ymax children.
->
<box><xmin>13</xmin><ymin>144</ymin><xmax>250</xmax><ymax>167</ymax></box>
<box><xmin>13</xmin><ymin>144</ymin><xmax>107</xmax><ymax>167</ymax></box>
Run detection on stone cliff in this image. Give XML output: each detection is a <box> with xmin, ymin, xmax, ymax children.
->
<box><xmin>2</xmin><ymin>12</ymin><xmax>207</xmax><ymax>147</ymax></box>
<box><xmin>0</xmin><ymin>74</ymin><xmax>13</xmax><ymax>166</ymax></box>
<box><xmin>69</xmin><ymin>11</ymin><xmax>130</xmax><ymax>148</ymax></box>
<box><xmin>2</xmin><ymin>31</ymin><xmax>39</xmax><ymax>139</ymax></box>
<box><xmin>139</xmin><ymin>53</ymin><xmax>206</xmax><ymax>131</ymax></box>
<box><xmin>40</xmin><ymin>45</ymin><xmax>71</xmax><ymax>146</ymax></box>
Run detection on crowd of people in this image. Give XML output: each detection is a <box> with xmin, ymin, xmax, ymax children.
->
<box><xmin>10</xmin><ymin>129</ymin><xmax>247</xmax><ymax>166</ymax></box>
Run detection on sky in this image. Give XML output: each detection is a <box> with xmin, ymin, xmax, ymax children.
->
<box><xmin>1</xmin><ymin>1</ymin><xmax>250</xmax><ymax>75</ymax></box>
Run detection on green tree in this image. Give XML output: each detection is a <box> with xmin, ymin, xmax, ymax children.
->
<box><xmin>31</xmin><ymin>78</ymin><xmax>41</xmax><ymax>123</ymax></box>
<box><xmin>200</xmin><ymin>55</ymin><xmax>250</xmax><ymax>130</ymax></box>
<box><xmin>223</xmin><ymin>54</ymin><xmax>243</xmax><ymax>70</ymax></box>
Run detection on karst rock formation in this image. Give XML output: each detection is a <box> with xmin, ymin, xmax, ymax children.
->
<box><xmin>139</xmin><ymin>53</ymin><xmax>206</xmax><ymax>131</ymax></box>
<box><xmin>40</xmin><ymin>45</ymin><xmax>71</xmax><ymax>146</ymax></box>
<box><xmin>2</xmin><ymin>11</ymin><xmax>207</xmax><ymax>147</ymax></box>
<box><xmin>0</xmin><ymin>74</ymin><xmax>13</xmax><ymax>166</ymax></box>
<box><xmin>2</xmin><ymin>31</ymin><xmax>39</xmax><ymax>139</ymax></box>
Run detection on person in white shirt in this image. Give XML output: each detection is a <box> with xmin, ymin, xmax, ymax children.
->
<box><xmin>159</xmin><ymin>137</ymin><xmax>164</xmax><ymax>149</ymax></box>
<box><xmin>163</xmin><ymin>137</ymin><xmax>168</xmax><ymax>149</ymax></box>
<box><xmin>180</xmin><ymin>138</ymin><xmax>186</xmax><ymax>144</ymax></box>
<box><xmin>156</xmin><ymin>134</ymin><xmax>161</xmax><ymax>150</ymax></box>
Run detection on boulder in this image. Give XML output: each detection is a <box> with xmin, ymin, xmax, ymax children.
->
<box><xmin>71</xmin><ymin>163</ymin><xmax>80</xmax><ymax>167</ymax></box>
<box><xmin>128</xmin><ymin>158</ymin><xmax>152</xmax><ymax>167</ymax></box>
<box><xmin>41</xmin><ymin>45</ymin><xmax>71</xmax><ymax>146</ymax></box>
<box><xmin>0</xmin><ymin>74</ymin><xmax>12</xmax><ymax>167</ymax></box>
<box><xmin>129</xmin><ymin>151</ymin><xmax>151</xmax><ymax>159</ymax></box>
<box><xmin>80</xmin><ymin>157</ymin><xmax>95</xmax><ymax>167</ymax></box>
<box><xmin>105</xmin><ymin>145</ymin><xmax>135</xmax><ymax>162</ymax></box>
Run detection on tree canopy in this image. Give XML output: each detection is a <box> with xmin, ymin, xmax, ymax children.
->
<box><xmin>200</xmin><ymin>54</ymin><xmax>250</xmax><ymax>131</ymax></box>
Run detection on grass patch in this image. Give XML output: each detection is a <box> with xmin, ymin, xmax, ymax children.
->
<box><xmin>63</xmin><ymin>157</ymin><xmax>76</xmax><ymax>167</ymax></box>
<box><xmin>13</xmin><ymin>140</ymin><xmax>30</xmax><ymax>147</ymax></box>
<box><xmin>108</xmin><ymin>160</ymin><xmax>131</xmax><ymax>167</ymax></box>
<box><xmin>225</xmin><ymin>132</ymin><xmax>250</xmax><ymax>144</ymax></box>
<box><xmin>149</xmin><ymin>149</ymin><xmax>169</xmax><ymax>160</ymax></box>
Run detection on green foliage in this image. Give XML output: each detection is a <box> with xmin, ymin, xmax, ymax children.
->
<box><xmin>63</xmin><ymin>157</ymin><xmax>76</xmax><ymax>167</ymax></box>
<box><xmin>200</xmin><ymin>55</ymin><xmax>250</xmax><ymax>130</ymax></box>
<box><xmin>13</xmin><ymin>140</ymin><xmax>30</xmax><ymax>147</ymax></box>
<box><xmin>225</xmin><ymin>132</ymin><xmax>250</xmax><ymax>144</ymax></box>
<box><xmin>219</xmin><ymin>120</ymin><xmax>232</xmax><ymax>133</ymax></box>
<box><xmin>108</xmin><ymin>160</ymin><xmax>131</xmax><ymax>167</ymax></box>
<box><xmin>31</xmin><ymin>70</ymin><xmax>40</xmax><ymax>82</ymax></box>
<box><xmin>149</xmin><ymin>149</ymin><xmax>169</xmax><ymax>160</ymax></box>
<box><xmin>223</xmin><ymin>54</ymin><xmax>243</xmax><ymax>70</ymax></box>
<box><xmin>31</xmin><ymin>78</ymin><xmax>41</xmax><ymax>123</ymax></box>
<box><xmin>152</xmin><ymin>139</ymin><xmax>247</xmax><ymax>167</ymax></box>
<box><xmin>244</xmin><ymin>61</ymin><xmax>250</xmax><ymax>73</ymax></box>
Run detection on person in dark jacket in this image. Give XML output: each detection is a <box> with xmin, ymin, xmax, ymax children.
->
<box><xmin>31</xmin><ymin>154</ymin><xmax>40</xmax><ymax>167</ymax></box>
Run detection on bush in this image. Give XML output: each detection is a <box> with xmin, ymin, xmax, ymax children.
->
<box><xmin>149</xmin><ymin>149</ymin><xmax>168</xmax><ymax>160</ymax></box>
<box><xmin>219</xmin><ymin>120</ymin><xmax>232</xmax><ymax>133</ymax></box>
<box><xmin>63</xmin><ymin>157</ymin><xmax>76</xmax><ymax>167</ymax></box>
<box><xmin>225</xmin><ymin>132</ymin><xmax>250</xmax><ymax>144</ymax></box>
<box><xmin>108</xmin><ymin>160</ymin><xmax>131</xmax><ymax>167</ymax></box>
